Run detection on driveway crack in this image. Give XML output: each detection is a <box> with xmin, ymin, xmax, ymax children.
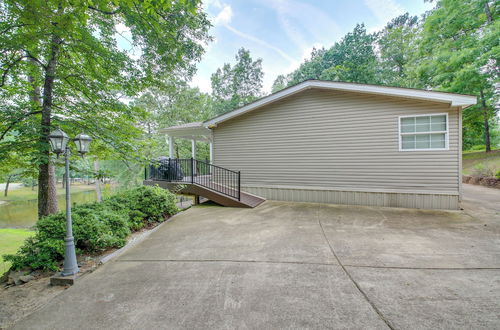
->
<box><xmin>317</xmin><ymin>205</ymin><xmax>395</xmax><ymax>330</ymax></box>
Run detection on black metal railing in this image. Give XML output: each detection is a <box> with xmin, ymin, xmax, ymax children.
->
<box><xmin>146</xmin><ymin>158</ymin><xmax>241</xmax><ymax>201</ymax></box>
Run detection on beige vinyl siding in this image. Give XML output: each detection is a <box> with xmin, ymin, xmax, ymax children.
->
<box><xmin>213</xmin><ymin>89</ymin><xmax>460</xmax><ymax>206</ymax></box>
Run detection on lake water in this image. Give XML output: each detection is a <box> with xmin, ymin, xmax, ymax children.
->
<box><xmin>0</xmin><ymin>190</ymin><xmax>97</xmax><ymax>228</ymax></box>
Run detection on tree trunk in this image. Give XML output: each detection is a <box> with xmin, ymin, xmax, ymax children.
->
<box><xmin>480</xmin><ymin>90</ymin><xmax>491</xmax><ymax>152</ymax></box>
<box><xmin>37</xmin><ymin>34</ymin><xmax>61</xmax><ymax>218</ymax></box>
<box><xmin>4</xmin><ymin>175</ymin><xmax>12</xmax><ymax>197</ymax></box>
<box><xmin>94</xmin><ymin>159</ymin><xmax>102</xmax><ymax>202</ymax></box>
<box><xmin>484</xmin><ymin>3</ymin><xmax>493</xmax><ymax>24</ymax></box>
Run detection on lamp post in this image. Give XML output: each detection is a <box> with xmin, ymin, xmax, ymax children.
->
<box><xmin>48</xmin><ymin>128</ymin><xmax>92</xmax><ymax>276</ymax></box>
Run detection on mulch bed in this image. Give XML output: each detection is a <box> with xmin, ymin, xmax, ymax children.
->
<box><xmin>462</xmin><ymin>175</ymin><xmax>500</xmax><ymax>189</ymax></box>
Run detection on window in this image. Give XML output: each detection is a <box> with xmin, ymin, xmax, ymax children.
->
<box><xmin>399</xmin><ymin>114</ymin><xmax>448</xmax><ymax>151</ymax></box>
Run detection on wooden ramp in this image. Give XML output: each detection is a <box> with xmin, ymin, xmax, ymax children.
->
<box><xmin>144</xmin><ymin>179</ymin><xmax>265</xmax><ymax>208</ymax></box>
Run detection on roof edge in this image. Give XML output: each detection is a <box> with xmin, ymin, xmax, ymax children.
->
<box><xmin>204</xmin><ymin>80</ymin><xmax>477</xmax><ymax>126</ymax></box>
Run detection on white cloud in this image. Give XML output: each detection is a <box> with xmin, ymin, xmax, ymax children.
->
<box><xmin>263</xmin><ymin>0</ymin><xmax>342</xmax><ymax>50</ymax></box>
<box><xmin>224</xmin><ymin>25</ymin><xmax>296</xmax><ymax>64</ymax></box>
<box><xmin>213</xmin><ymin>4</ymin><xmax>233</xmax><ymax>26</ymax></box>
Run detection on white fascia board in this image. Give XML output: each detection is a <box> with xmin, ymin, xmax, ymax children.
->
<box><xmin>204</xmin><ymin>80</ymin><xmax>477</xmax><ymax>126</ymax></box>
<box><xmin>311</xmin><ymin>81</ymin><xmax>477</xmax><ymax>107</ymax></box>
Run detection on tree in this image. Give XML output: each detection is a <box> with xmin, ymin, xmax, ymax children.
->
<box><xmin>319</xmin><ymin>24</ymin><xmax>379</xmax><ymax>83</ymax></box>
<box><xmin>133</xmin><ymin>82</ymin><xmax>214</xmax><ymax>160</ymax></box>
<box><xmin>376</xmin><ymin>13</ymin><xmax>419</xmax><ymax>86</ymax></box>
<box><xmin>285</xmin><ymin>47</ymin><xmax>328</xmax><ymax>86</ymax></box>
<box><xmin>276</xmin><ymin>24</ymin><xmax>379</xmax><ymax>88</ymax></box>
<box><xmin>409</xmin><ymin>0</ymin><xmax>499</xmax><ymax>151</ymax></box>
<box><xmin>271</xmin><ymin>74</ymin><xmax>289</xmax><ymax>93</ymax></box>
<box><xmin>0</xmin><ymin>0</ymin><xmax>210</xmax><ymax>218</ymax></box>
<box><xmin>211</xmin><ymin>48</ymin><xmax>264</xmax><ymax>114</ymax></box>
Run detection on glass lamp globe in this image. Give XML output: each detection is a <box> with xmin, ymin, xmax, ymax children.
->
<box><xmin>74</xmin><ymin>133</ymin><xmax>92</xmax><ymax>155</ymax></box>
<box><xmin>48</xmin><ymin>128</ymin><xmax>69</xmax><ymax>155</ymax></box>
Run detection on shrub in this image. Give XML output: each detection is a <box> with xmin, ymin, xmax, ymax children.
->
<box><xmin>496</xmin><ymin>170</ymin><xmax>500</xmax><ymax>180</ymax></box>
<box><xmin>3</xmin><ymin>185</ymin><xmax>178</xmax><ymax>272</ymax></box>
<box><xmin>472</xmin><ymin>163</ymin><xmax>495</xmax><ymax>177</ymax></box>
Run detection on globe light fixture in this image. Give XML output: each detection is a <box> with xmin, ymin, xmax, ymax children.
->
<box><xmin>48</xmin><ymin>128</ymin><xmax>69</xmax><ymax>155</ymax></box>
<box><xmin>74</xmin><ymin>133</ymin><xmax>92</xmax><ymax>155</ymax></box>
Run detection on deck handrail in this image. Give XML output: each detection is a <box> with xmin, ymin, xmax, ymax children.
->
<box><xmin>146</xmin><ymin>158</ymin><xmax>241</xmax><ymax>201</ymax></box>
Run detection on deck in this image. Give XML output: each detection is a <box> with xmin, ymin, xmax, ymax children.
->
<box><xmin>145</xmin><ymin>158</ymin><xmax>265</xmax><ymax>208</ymax></box>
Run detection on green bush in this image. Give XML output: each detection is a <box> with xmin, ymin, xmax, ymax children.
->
<box><xmin>496</xmin><ymin>170</ymin><xmax>500</xmax><ymax>180</ymax></box>
<box><xmin>3</xmin><ymin>185</ymin><xmax>178</xmax><ymax>271</ymax></box>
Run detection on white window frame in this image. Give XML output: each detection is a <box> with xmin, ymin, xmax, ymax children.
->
<box><xmin>398</xmin><ymin>113</ymin><xmax>449</xmax><ymax>151</ymax></box>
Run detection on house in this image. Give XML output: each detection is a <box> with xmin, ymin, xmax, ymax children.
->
<box><xmin>148</xmin><ymin>80</ymin><xmax>477</xmax><ymax>210</ymax></box>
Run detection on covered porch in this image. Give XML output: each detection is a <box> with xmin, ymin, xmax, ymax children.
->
<box><xmin>146</xmin><ymin>122</ymin><xmax>265</xmax><ymax>208</ymax></box>
<box><xmin>159</xmin><ymin>122</ymin><xmax>214</xmax><ymax>163</ymax></box>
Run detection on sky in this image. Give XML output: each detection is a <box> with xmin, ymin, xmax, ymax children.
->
<box><xmin>192</xmin><ymin>0</ymin><xmax>435</xmax><ymax>93</ymax></box>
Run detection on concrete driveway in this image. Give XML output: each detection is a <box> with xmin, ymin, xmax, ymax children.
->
<box><xmin>12</xmin><ymin>184</ymin><xmax>500</xmax><ymax>329</ymax></box>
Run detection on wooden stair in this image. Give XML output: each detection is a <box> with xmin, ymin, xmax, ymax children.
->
<box><xmin>144</xmin><ymin>180</ymin><xmax>265</xmax><ymax>208</ymax></box>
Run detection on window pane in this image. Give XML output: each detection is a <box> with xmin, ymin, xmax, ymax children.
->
<box><xmin>416</xmin><ymin>134</ymin><xmax>430</xmax><ymax>149</ymax></box>
<box><xmin>430</xmin><ymin>133</ymin><xmax>446</xmax><ymax>148</ymax></box>
<box><xmin>402</xmin><ymin>135</ymin><xmax>415</xmax><ymax>149</ymax></box>
<box><xmin>401</xmin><ymin>117</ymin><xmax>415</xmax><ymax>125</ymax></box>
<box><xmin>415</xmin><ymin>117</ymin><xmax>430</xmax><ymax>132</ymax></box>
<box><xmin>401</xmin><ymin>124</ymin><xmax>415</xmax><ymax>133</ymax></box>
<box><xmin>401</xmin><ymin>117</ymin><xmax>415</xmax><ymax>133</ymax></box>
<box><xmin>430</xmin><ymin>116</ymin><xmax>446</xmax><ymax>131</ymax></box>
<box><xmin>431</xmin><ymin>122</ymin><xmax>446</xmax><ymax>131</ymax></box>
<box><xmin>431</xmin><ymin>115</ymin><xmax>446</xmax><ymax>124</ymax></box>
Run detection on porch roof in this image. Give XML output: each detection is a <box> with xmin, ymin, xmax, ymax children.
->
<box><xmin>159</xmin><ymin>121</ymin><xmax>212</xmax><ymax>142</ymax></box>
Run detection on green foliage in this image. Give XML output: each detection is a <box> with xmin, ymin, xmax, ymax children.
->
<box><xmin>408</xmin><ymin>0</ymin><xmax>499</xmax><ymax>151</ymax></box>
<box><xmin>472</xmin><ymin>162</ymin><xmax>495</xmax><ymax>177</ymax></box>
<box><xmin>132</xmin><ymin>82</ymin><xmax>215</xmax><ymax>160</ymax></box>
<box><xmin>3</xmin><ymin>185</ymin><xmax>178</xmax><ymax>271</ymax></box>
<box><xmin>275</xmin><ymin>24</ymin><xmax>379</xmax><ymax>91</ymax></box>
<box><xmin>496</xmin><ymin>170</ymin><xmax>500</xmax><ymax>179</ymax></box>
<box><xmin>211</xmin><ymin>48</ymin><xmax>264</xmax><ymax>114</ymax></box>
<box><xmin>377</xmin><ymin>13</ymin><xmax>419</xmax><ymax>86</ymax></box>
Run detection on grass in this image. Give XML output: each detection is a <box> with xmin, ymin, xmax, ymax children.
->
<box><xmin>0</xmin><ymin>183</ymin><xmax>95</xmax><ymax>202</ymax></box>
<box><xmin>463</xmin><ymin>149</ymin><xmax>500</xmax><ymax>176</ymax></box>
<box><xmin>0</xmin><ymin>228</ymin><xmax>34</xmax><ymax>274</ymax></box>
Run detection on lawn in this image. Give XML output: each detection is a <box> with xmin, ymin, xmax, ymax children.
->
<box><xmin>463</xmin><ymin>149</ymin><xmax>500</xmax><ymax>176</ymax></box>
<box><xmin>0</xmin><ymin>228</ymin><xmax>34</xmax><ymax>274</ymax></box>
<box><xmin>0</xmin><ymin>183</ymin><xmax>96</xmax><ymax>202</ymax></box>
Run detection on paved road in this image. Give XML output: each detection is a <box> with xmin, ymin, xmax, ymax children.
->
<box><xmin>11</xmin><ymin>185</ymin><xmax>500</xmax><ymax>329</ymax></box>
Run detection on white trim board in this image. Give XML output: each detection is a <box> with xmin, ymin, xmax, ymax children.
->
<box><xmin>205</xmin><ymin>80</ymin><xmax>477</xmax><ymax>126</ymax></box>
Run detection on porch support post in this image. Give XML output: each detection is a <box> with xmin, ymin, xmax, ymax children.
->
<box><xmin>191</xmin><ymin>139</ymin><xmax>196</xmax><ymax>159</ymax></box>
<box><xmin>191</xmin><ymin>139</ymin><xmax>197</xmax><ymax>176</ymax></box>
<box><xmin>209</xmin><ymin>142</ymin><xmax>213</xmax><ymax>164</ymax></box>
<box><xmin>168</xmin><ymin>136</ymin><xmax>174</xmax><ymax>159</ymax></box>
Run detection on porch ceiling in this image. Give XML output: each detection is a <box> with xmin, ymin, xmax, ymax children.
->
<box><xmin>159</xmin><ymin>122</ymin><xmax>212</xmax><ymax>142</ymax></box>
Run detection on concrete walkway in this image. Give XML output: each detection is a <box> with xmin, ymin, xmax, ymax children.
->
<box><xmin>12</xmin><ymin>185</ymin><xmax>500</xmax><ymax>329</ymax></box>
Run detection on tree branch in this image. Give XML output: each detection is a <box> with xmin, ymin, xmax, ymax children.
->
<box><xmin>1</xmin><ymin>55</ymin><xmax>26</xmax><ymax>87</ymax></box>
<box><xmin>88</xmin><ymin>5</ymin><xmax>121</xmax><ymax>15</ymax></box>
<box><xmin>0</xmin><ymin>110</ymin><xmax>43</xmax><ymax>141</ymax></box>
